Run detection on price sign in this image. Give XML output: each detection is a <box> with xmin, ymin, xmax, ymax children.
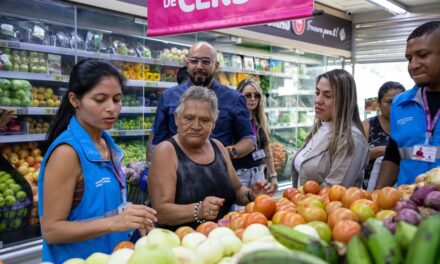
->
<box><xmin>16</xmin><ymin>108</ymin><xmax>28</xmax><ymax>115</ymax></box>
<box><xmin>149</xmin><ymin>108</ymin><xmax>157</xmax><ymax>114</ymax></box>
<box><xmin>144</xmin><ymin>81</ymin><xmax>157</xmax><ymax>87</ymax></box>
<box><xmin>45</xmin><ymin>108</ymin><xmax>57</xmax><ymax>115</ymax></box>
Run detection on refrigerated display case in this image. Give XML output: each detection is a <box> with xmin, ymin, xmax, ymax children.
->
<box><xmin>0</xmin><ymin>0</ymin><xmax>344</xmax><ymax>256</ymax></box>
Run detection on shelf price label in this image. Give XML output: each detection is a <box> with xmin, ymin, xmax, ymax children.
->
<box><xmin>144</xmin><ymin>81</ymin><xmax>158</xmax><ymax>87</ymax></box>
<box><xmin>45</xmin><ymin>108</ymin><xmax>57</xmax><ymax>115</ymax></box>
<box><xmin>15</xmin><ymin>108</ymin><xmax>28</xmax><ymax>115</ymax></box>
<box><xmin>0</xmin><ymin>40</ymin><xmax>20</xmax><ymax>48</ymax></box>
<box><xmin>149</xmin><ymin>108</ymin><xmax>157</xmax><ymax>114</ymax></box>
<box><xmin>53</xmin><ymin>75</ymin><xmax>69</xmax><ymax>82</ymax></box>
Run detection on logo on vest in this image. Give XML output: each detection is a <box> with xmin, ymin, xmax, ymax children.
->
<box><xmin>397</xmin><ymin>116</ymin><xmax>414</xmax><ymax>126</ymax></box>
<box><xmin>95</xmin><ymin>177</ymin><xmax>111</xmax><ymax>187</ymax></box>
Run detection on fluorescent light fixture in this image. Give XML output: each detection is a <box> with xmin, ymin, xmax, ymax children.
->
<box><xmin>367</xmin><ymin>0</ymin><xmax>408</xmax><ymax>14</ymax></box>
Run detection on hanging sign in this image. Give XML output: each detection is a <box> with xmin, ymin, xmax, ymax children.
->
<box><xmin>147</xmin><ymin>0</ymin><xmax>314</xmax><ymax>37</ymax></box>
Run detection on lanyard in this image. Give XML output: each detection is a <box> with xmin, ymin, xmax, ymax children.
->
<box><xmin>422</xmin><ymin>88</ymin><xmax>440</xmax><ymax>144</ymax></box>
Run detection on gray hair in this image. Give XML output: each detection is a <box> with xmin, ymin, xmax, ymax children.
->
<box><xmin>175</xmin><ymin>86</ymin><xmax>219</xmax><ymax>121</ymax></box>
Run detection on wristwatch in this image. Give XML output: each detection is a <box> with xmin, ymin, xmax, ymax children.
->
<box><xmin>226</xmin><ymin>146</ymin><xmax>239</xmax><ymax>159</ymax></box>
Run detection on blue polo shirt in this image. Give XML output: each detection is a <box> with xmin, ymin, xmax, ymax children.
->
<box><xmin>152</xmin><ymin>80</ymin><xmax>254</xmax><ymax>146</ymax></box>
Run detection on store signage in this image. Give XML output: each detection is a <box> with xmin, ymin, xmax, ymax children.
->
<box><xmin>147</xmin><ymin>0</ymin><xmax>314</xmax><ymax>36</ymax></box>
<box><xmin>246</xmin><ymin>14</ymin><xmax>352</xmax><ymax>51</ymax></box>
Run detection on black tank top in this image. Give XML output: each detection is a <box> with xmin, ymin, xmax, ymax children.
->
<box><xmin>163</xmin><ymin>138</ymin><xmax>237</xmax><ymax>230</ymax></box>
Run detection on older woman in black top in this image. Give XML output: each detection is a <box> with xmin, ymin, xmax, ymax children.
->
<box><xmin>148</xmin><ymin>86</ymin><xmax>275</xmax><ymax>230</ymax></box>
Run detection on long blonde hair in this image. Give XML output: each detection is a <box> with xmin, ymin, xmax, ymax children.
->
<box><xmin>237</xmin><ymin>79</ymin><xmax>270</xmax><ymax>143</ymax></box>
<box><xmin>306</xmin><ymin>69</ymin><xmax>363</xmax><ymax>156</ymax></box>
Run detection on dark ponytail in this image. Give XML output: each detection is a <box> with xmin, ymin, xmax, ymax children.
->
<box><xmin>44</xmin><ymin>59</ymin><xmax>126</xmax><ymax>152</ymax></box>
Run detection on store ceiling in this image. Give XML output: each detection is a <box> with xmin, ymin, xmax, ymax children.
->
<box><xmin>316</xmin><ymin>0</ymin><xmax>440</xmax><ymax>14</ymax></box>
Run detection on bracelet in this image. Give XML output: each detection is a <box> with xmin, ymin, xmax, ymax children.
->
<box><xmin>247</xmin><ymin>190</ymin><xmax>252</xmax><ymax>202</ymax></box>
<box><xmin>193</xmin><ymin>201</ymin><xmax>205</xmax><ymax>224</ymax></box>
<box><xmin>270</xmin><ymin>174</ymin><xmax>277</xmax><ymax>179</ymax></box>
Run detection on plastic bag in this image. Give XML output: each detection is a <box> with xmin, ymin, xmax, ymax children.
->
<box><xmin>69</xmin><ymin>31</ymin><xmax>84</xmax><ymax>50</ymax></box>
<box><xmin>85</xmin><ymin>31</ymin><xmax>103</xmax><ymax>51</ymax></box>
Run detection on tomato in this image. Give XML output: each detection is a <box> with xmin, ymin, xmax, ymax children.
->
<box><xmin>350</xmin><ymin>202</ymin><xmax>375</xmax><ymax>222</ymax></box>
<box><xmin>325</xmin><ymin>201</ymin><xmax>343</xmax><ymax>215</ymax></box>
<box><xmin>244</xmin><ymin>212</ymin><xmax>268</xmax><ymax>227</ymax></box>
<box><xmin>245</xmin><ymin>202</ymin><xmax>255</xmax><ymax>213</ymax></box>
<box><xmin>272</xmin><ymin>211</ymin><xmax>305</xmax><ymax>227</ymax></box>
<box><xmin>297</xmin><ymin>196</ymin><xmax>324</xmax><ymax>211</ymax></box>
<box><xmin>332</xmin><ymin>220</ymin><xmax>361</xmax><ymax>244</ymax></box>
<box><xmin>254</xmin><ymin>194</ymin><xmax>276</xmax><ymax>220</ymax></box>
<box><xmin>283</xmin><ymin>188</ymin><xmax>300</xmax><ymax>200</ymax></box>
<box><xmin>361</xmin><ymin>189</ymin><xmax>372</xmax><ymax>200</ymax></box>
<box><xmin>196</xmin><ymin>221</ymin><xmax>219</xmax><ymax>236</ymax></box>
<box><xmin>229</xmin><ymin>214</ymin><xmax>249</xmax><ymax>230</ymax></box>
<box><xmin>328</xmin><ymin>185</ymin><xmax>346</xmax><ymax>201</ymax></box>
<box><xmin>298</xmin><ymin>207</ymin><xmax>327</xmax><ymax>223</ymax></box>
<box><xmin>234</xmin><ymin>228</ymin><xmax>244</xmax><ymax>240</ymax></box>
<box><xmin>351</xmin><ymin>199</ymin><xmax>379</xmax><ymax>214</ymax></box>
<box><xmin>276</xmin><ymin>197</ymin><xmax>292</xmax><ymax>205</ymax></box>
<box><xmin>276</xmin><ymin>203</ymin><xmax>297</xmax><ymax>213</ymax></box>
<box><xmin>223</xmin><ymin>211</ymin><xmax>240</xmax><ymax>221</ymax></box>
<box><xmin>319</xmin><ymin>187</ymin><xmax>330</xmax><ymax>197</ymax></box>
<box><xmin>175</xmin><ymin>226</ymin><xmax>195</xmax><ymax>241</ymax></box>
<box><xmin>341</xmin><ymin>187</ymin><xmax>365</xmax><ymax>208</ymax></box>
<box><xmin>371</xmin><ymin>190</ymin><xmax>380</xmax><ymax>203</ymax></box>
<box><xmin>327</xmin><ymin>208</ymin><xmax>359</xmax><ymax>229</ymax></box>
<box><xmin>376</xmin><ymin>187</ymin><xmax>401</xmax><ymax>210</ymax></box>
<box><xmin>291</xmin><ymin>193</ymin><xmax>306</xmax><ymax>205</ymax></box>
<box><xmin>303</xmin><ymin>180</ymin><xmax>321</xmax><ymax>194</ymax></box>
<box><xmin>113</xmin><ymin>241</ymin><xmax>134</xmax><ymax>252</ymax></box>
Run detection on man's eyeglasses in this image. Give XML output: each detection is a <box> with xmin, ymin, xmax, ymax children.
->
<box><xmin>187</xmin><ymin>57</ymin><xmax>215</xmax><ymax>66</ymax></box>
<box><xmin>244</xmin><ymin>93</ymin><xmax>261</xmax><ymax>99</ymax></box>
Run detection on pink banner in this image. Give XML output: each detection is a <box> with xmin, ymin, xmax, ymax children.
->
<box><xmin>147</xmin><ymin>0</ymin><xmax>314</xmax><ymax>37</ymax></box>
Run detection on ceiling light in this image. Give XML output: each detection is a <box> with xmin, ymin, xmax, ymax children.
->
<box><xmin>367</xmin><ymin>0</ymin><xmax>408</xmax><ymax>15</ymax></box>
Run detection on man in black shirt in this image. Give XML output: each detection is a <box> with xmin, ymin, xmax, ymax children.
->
<box><xmin>376</xmin><ymin>21</ymin><xmax>440</xmax><ymax>188</ymax></box>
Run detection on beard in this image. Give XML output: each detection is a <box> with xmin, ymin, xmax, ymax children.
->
<box><xmin>189</xmin><ymin>71</ymin><xmax>215</xmax><ymax>87</ymax></box>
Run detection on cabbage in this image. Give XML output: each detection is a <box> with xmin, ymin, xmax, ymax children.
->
<box><xmin>0</xmin><ymin>78</ymin><xmax>11</xmax><ymax>90</ymax></box>
<box><xmin>11</xmin><ymin>80</ymin><xmax>31</xmax><ymax>90</ymax></box>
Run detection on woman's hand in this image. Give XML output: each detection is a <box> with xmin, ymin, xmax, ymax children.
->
<box><xmin>270</xmin><ymin>177</ymin><xmax>279</xmax><ymax>193</ymax></box>
<box><xmin>250</xmin><ymin>180</ymin><xmax>276</xmax><ymax>199</ymax></box>
<box><xmin>198</xmin><ymin>196</ymin><xmax>224</xmax><ymax>221</ymax></box>
<box><xmin>110</xmin><ymin>204</ymin><xmax>157</xmax><ymax>232</ymax></box>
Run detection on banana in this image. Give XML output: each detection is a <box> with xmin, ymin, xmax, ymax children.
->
<box><xmin>269</xmin><ymin>224</ymin><xmax>339</xmax><ymax>264</ymax></box>
<box><xmin>346</xmin><ymin>235</ymin><xmax>373</xmax><ymax>264</ymax></box>
<box><xmin>362</xmin><ymin>218</ymin><xmax>403</xmax><ymax>264</ymax></box>
<box><xmin>395</xmin><ymin>221</ymin><xmax>417</xmax><ymax>251</ymax></box>
<box><xmin>237</xmin><ymin>248</ymin><xmax>328</xmax><ymax>264</ymax></box>
<box><xmin>405</xmin><ymin>214</ymin><xmax>440</xmax><ymax>264</ymax></box>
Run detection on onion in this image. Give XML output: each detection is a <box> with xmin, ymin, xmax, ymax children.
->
<box><xmin>410</xmin><ymin>185</ymin><xmax>437</xmax><ymax>206</ymax></box>
<box><xmin>383</xmin><ymin>218</ymin><xmax>396</xmax><ymax>234</ymax></box>
<box><xmin>393</xmin><ymin>199</ymin><xmax>419</xmax><ymax>212</ymax></box>
<box><xmin>424</xmin><ymin>191</ymin><xmax>440</xmax><ymax>210</ymax></box>
<box><xmin>395</xmin><ymin>208</ymin><xmax>422</xmax><ymax>226</ymax></box>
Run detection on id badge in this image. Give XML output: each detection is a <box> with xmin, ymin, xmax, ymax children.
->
<box><xmin>412</xmin><ymin>145</ymin><xmax>436</xmax><ymax>163</ymax></box>
<box><xmin>252</xmin><ymin>149</ymin><xmax>266</xmax><ymax>161</ymax></box>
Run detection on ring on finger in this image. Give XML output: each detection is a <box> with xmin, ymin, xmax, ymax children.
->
<box><xmin>209</xmin><ymin>209</ymin><xmax>213</xmax><ymax>216</ymax></box>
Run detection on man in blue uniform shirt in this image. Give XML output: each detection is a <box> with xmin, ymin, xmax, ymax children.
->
<box><xmin>376</xmin><ymin>21</ymin><xmax>440</xmax><ymax>187</ymax></box>
<box><xmin>152</xmin><ymin>42</ymin><xmax>255</xmax><ymax>160</ymax></box>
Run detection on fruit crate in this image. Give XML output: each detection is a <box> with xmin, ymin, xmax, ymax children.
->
<box><xmin>0</xmin><ymin>155</ymin><xmax>33</xmax><ymax>235</ymax></box>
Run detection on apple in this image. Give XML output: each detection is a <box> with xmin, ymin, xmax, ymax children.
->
<box><xmin>85</xmin><ymin>252</ymin><xmax>109</xmax><ymax>264</ymax></box>
<box><xmin>181</xmin><ymin>232</ymin><xmax>206</xmax><ymax>250</ymax></box>
<box><xmin>31</xmin><ymin>148</ymin><xmax>41</xmax><ymax>158</ymax></box>
<box><xmin>145</xmin><ymin>228</ymin><xmax>180</xmax><ymax>250</ymax></box>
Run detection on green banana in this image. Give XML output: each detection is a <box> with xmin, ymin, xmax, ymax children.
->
<box><xmin>346</xmin><ymin>235</ymin><xmax>373</xmax><ymax>264</ymax></box>
<box><xmin>405</xmin><ymin>214</ymin><xmax>440</xmax><ymax>264</ymax></box>
<box><xmin>362</xmin><ymin>218</ymin><xmax>403</xmax><ymax>264</ymax></box>
<box><xmin>237</xmin><ymin>248</ymin><xmax>328</xmax><ymax>264</ymax></box>
<box><xmin>395</xmin><ymin>221</ymin><xmax>417</xmax><ymax>251</ymax></box>
<box><xmin>269</xmin><ymin>224</ymin><xmax>339</xmax><ymax>264</ymax></box>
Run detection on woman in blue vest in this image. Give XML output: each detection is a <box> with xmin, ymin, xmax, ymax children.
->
<box><xmin>38</xmin><ymin>59</ymin><xmax>157</xmax><ymax>263</ymax></box>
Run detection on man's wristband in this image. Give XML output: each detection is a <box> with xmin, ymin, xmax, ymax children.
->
<box><xmin>226</xmin><ymin>146</ymin><xmax>239</xmax><ymax>159</ymax></box>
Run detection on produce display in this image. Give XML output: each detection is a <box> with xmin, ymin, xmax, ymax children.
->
<box><xmin>115</xmin><ymin>62</ymin><xmax>161</xmax><ymax>81</ymax></box>
<box><xmin>0</xmin><ymin>78</ymin><xmax>32</xmax><ymax>107</ymax></box>
<box><xmin>24</xmin><ymin>116</ymin><xmax>51</xmax><ymax>134</ymax></box>
<box><xmin>31</xmin><ymin>86</ymin><xmax>61</xmax><ymax>107</ymax></box>
<box><xmin>270</xmin><ymin>142</ymin><xmax>287</xmax><ymax>176</ymax></box>
<box><xmin>160</xmin><ymin>47</ymin><xmax>188</xmax><ymax>62</ymax></box>
<box><xmin>119</xmin><ymin>141</ymin><xmax>147</xmax><ymax>165</ymax></box>
<box><xmin>113</xmin><ymin>116</ymin><xmax>154</xmax><ymax>131</ymax></box>
<box><xmin>61</xmin><ymin>176</ymin><xmax>440</xmax><ymax>264</ymax></box>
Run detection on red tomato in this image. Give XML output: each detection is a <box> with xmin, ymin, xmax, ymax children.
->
<box><xmin>245</xmin><ymin>202</ymin><xmax>255</xmax><ymax>213</ymax></box>
<box><xmin>113</xmin><ymin>241</ymin><xmax>135</xmax><ymax>252</ymax></box>
<box><xmin>244</xmin><ymin>212</ymin><xmax>268</xmax><ymax>227</ymax></box>
<box><xmin>303</xmin><ymin>181</ymin><xmax>321</xmax><ymax>195</ymax></box>
<box><xmin>196</xmin><ymin>221</ymin><xmax>219</xmax><ymax>236</ymax></box>
<box><xmin>254</xmin><ymin>194</ymin><xmax>276</xmax><ymax>220</ymax></box>
<box><xmin>327</xmin><ymin>208</ymin><xmax>359</xmax><ymax>229</ymax></box>
<box><xmin>376</xmin><ymin>187</ymin><xmax>401</xmax><ymax>210</ymax></box>
<box><xmin>341</xmin><ymin>187</ymin><xmax>365</xmax><ymax>208</ymax></box>
<box><xmin>332</xmin><ymin>220</ymin><xmax>361</xmax><ymax>244</ymax></box>
<box><xmin>276</xmin><ymin>203</ymin><xmax>297</xmax><ymax>213</ymax></box>
<box><xmin>328</xmin><ymin>185</ymin><xmax>346</xmax><ymax>201</ymax></box>
<box><xmin>229</xmin><ymin>214</ymin><xmax>249</xmax><ymax>230</ymax></box>
<box><xmin>272</xmin><ymin>211</ymin><xmax>305</xmax><ymax>228</ymax></box>
<box><xmin>175</xmin><ymin>226</ymin><xmax>195</xmax><ymax>241</ymax></box>
<box><xmin>283</xmin><ymin>188</ymin><xmax>299</xmax><ymax>200</ymax></box>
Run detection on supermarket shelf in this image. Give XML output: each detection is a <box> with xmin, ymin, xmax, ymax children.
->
<box><xmin>219</xmin><ymin>67</ymin><xmax>291</xmax><ymax>78</ymax></box>
<box><xmin>0</xmin><ymin>129</ymin><xmax>153</xmax><ymax>143</ymax></box>
<box><xmin>6</xmin><ymin>107</ymin><xmax>157</xmax><ymax>115</ymax></box>
<box><xmin>0</xmin><ymin>71</ymin><xmax>69</xmax><ymax>82</ymax></box>
<box><xmin>0</xmin><ymin>133</ymin><xmax>46</xmax><ymax>143</ymax></box>
<box><xmin>0</xmin><ymin>71</ymin><xmax>175</xmax><ymax>88</ymax></box>
<box><xmin>108</xmin><ymin>129</ymin><xmax>152</xmax><ymax>137</ymax></box>
<box><xmin>0</xmin><ymin>40</ymin><xmax>183</xmax><ymax>67</ymax></box>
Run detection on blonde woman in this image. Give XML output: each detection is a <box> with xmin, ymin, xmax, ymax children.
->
<box><xmin>291</xmin><ymin>69</ymin><xmax>369</xmax><ymax>188</ymax></box>
<box><xmin>235</xmin><ymin>79</ymin><xmax>278</xmax><ymax>192</ymax></box>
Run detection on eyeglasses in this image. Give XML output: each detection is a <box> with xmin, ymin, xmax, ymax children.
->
<box><xmin>244</xmin><ymin>93</ymin><xmax>261</xmax><ymax>99</ymax></box>
<box><xmin>187</xmin><ymin>57</ymin><xmax>215</xmax><ymax>66</ymax></box>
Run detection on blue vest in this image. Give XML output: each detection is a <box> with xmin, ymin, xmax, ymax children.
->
<box><xmin>38</xmin><ymin>116</ymin><xmax>129</xmax><ymax>263</ymax></box>
<box><xmin>390</xmin><ymin>85</ymin><xmax>440</xmax><ymax>185</ymax></box>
